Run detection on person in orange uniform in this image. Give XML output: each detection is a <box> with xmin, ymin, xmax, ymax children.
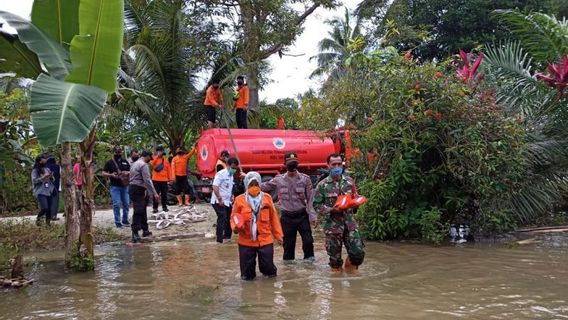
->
<box><xmin>231</xmin><ymin>172</ymin><xmax>283</xmax><ymax>281</ymax></box>
<box><xmin>203</xmin><ymin>80</ymin><xmax>223</xmax><ymax>129</ymax></box>
<box><xmin>233</xmin><ymin>76</ymin><xmax>249</xmax><ymax>129</ymax></box>
<box><xmin>150</xmin><ymin>146</ymin><xmax>172</xmax><ymax>213</ymax></box>
<box><xmin>170</xmin><ymin>146</ymin><xmax>196</xmax><ymax>206</ymax></box>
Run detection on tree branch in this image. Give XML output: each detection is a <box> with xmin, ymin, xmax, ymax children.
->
<box><xmin>259</xmin><ymin>3</ymin><xmax>321</xmax><ymax>59</ymax></box>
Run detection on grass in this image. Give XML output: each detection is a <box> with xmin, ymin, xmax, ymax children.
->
<box><xmin>0</xmin><ymin>219</ymin><xmax>127</xmax><ymax>272</ymax></box>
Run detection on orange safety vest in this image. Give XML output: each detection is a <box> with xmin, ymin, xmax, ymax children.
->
<box><xmin>233</xmin><ymin>85</ymin><xmax>249</xmax><ymax>109</ymax></box>
<box><xmin>171</xmin><ymin>148</ymin><xmax>196</xmax><ymax>177</ymax></box>
<box><xmin>150</xmin><ymin>157</ymin><xmax>171</xmax><ymax>182</ymax></box>
<box><xmin>231</xmin><ymin>193</ymin><xmax>283</xmax><ymax>247</ymax></box>
<box><xmin>204</xmin><ymin>85</ymin><xmax>223</xmax><ymax>107</ymax></box>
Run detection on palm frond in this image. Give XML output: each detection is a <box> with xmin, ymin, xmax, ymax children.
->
<box><xmin>484</xmin><ymin>41</ymin><xmax>551</xmax><ymax>117</ymax></box>
<box><xmin>494</xmin><ymin>10</ymin><xmax>568</xmax><ymax>63</ymax></box>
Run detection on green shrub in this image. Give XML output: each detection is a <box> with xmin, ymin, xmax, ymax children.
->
<box><xmin>301</xmin><ymin>49</ymin><xmax>527</xmax><ymax>242</ymax></box>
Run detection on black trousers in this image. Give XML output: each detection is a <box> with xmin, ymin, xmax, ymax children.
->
<box><xmin>239</xmin><ymin>244</ymin><xmax>277</xmax><ymax>280</ymax></box>
<box><xmin>152</xmin><ymin>181</ymin><xmax>169</xmax><ymax>210</ymax></box>
<box><xmin>175</xmin><ymin>175</ymin><xmax>191</xmax><ymax>195</ymax></box>
<box><xmin>236</xmin><ymin>109</ymin><xmax>248</xmax><ymax>129</ymax></box>
<box><xmin>281</xmin><ymin>210</ymin><xmax>315</xmax><ymax>260</ymax></box>
<box><xmin>129</xmin><ymin>185</ymin><xmax>149</xmax><ymax>233</ymax></box>
<box><xmin>212</xmin><ymin>204</ymin><xmax>232</xmax><ymax>243</ymax></box>
<box><xmin>36</xmin><ymin>194</ymin><xmax>53</xmax><ymax>224</ymax></box>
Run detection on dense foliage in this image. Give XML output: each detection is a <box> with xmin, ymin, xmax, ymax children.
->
<box><xmin>300</xmin><ymin>50</ymin><xmax>527</xmax><ymax>242</ymax></box>
<box><xmin>356</xmin><ymin>0</ymin><xmax>568</xmax><ymax>60</ymax></box>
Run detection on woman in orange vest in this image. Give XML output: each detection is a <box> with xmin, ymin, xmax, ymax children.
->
<box><xmin>233</xmin><ymin>76</ymin><xmax>249</xmax><ymax>129</ymax></box>
<box><xmin>231</xmin><ymin>171</ymin><xmax>283</xmax><ymax>280</ymax></box>
<box><xmin>150</xmin><ymin>146</ymin><xmax>172</xmax><ymax>213</ymax></box>
<box><xmin>170</xmin><ymin>146</ymin><xmax>196</xmax><ymax>206</ymax></box>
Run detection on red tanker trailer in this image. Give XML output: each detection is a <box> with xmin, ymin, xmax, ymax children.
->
<box><xmin>193</xmin><ymin>128</ymin><xmax>352</xmax><ymax>197</ymax></box>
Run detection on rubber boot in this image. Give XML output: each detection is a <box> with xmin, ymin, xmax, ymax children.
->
<box><xmin>177</xmin><ymin>195</ymin><xmax>184</xmax><ymax>206</ymax></box>
<box><xmin>184</xmin><ymin>195</ymin><xmax>191</xmax><ymax>206</ymax></box>
<box><xmin>344</xmin><ymin>257</ymin><xmax>358</xmax><ymax>273</ymax></box>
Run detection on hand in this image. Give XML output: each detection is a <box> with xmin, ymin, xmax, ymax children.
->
<box><xmin>154</xmin><ymin>195</ymin><xmax>160</xmax><ymax>202</ymax></box>
<box><xmin>330</xmin><ymin>206</ymin><xmax>343</xmax><ymax>215</ymax></box>
<box><xmin>276</xmin><ymin>239</ymin><xmax>283</xmax><ymax>246</ymax></box>
<box><xmin>218</xmin><ymin>201</ymin><xmax>225</xmax><ymax>208</ymax></box>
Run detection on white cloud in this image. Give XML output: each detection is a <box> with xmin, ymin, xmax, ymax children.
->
<box><xmin>262</xmin><ymin>0</ymin><xmax>361</xmax><ymax>103</ymax></box>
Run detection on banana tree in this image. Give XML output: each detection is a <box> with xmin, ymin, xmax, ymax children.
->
<box><xmin>0</xmin><ymin>0</ymin><xmax>123</xmax><ymax>270</ymax></box>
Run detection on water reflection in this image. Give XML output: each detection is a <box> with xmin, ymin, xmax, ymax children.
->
<box><xmin>1</xmin><ymin>232</ymin><xmax>567</xmax><ymax>320</ymax></box>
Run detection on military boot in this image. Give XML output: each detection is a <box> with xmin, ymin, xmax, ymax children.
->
<box><xmin>344</xmin><ymin>257</ymin><xmax>358</xmax><ymax>273</ymax></box>
<box><xmin>330</xmin><ymin>266</ymin><xmax>343</xmax><ymax>273</ymax></box>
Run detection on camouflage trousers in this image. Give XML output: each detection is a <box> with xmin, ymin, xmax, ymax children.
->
<box><xmin>323</xmin><ymin>211</ymin><xmax>365</xmax><ymax>268</ymax></box>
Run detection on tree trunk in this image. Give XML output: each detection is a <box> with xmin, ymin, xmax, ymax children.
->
<box><xmin>246</xmin><ymin>70</ymin><xmax>259</xmax><ymax>110</ymax></box>
<box><xmin>10</xmin><ymin>254</ymin><xmax>24</xmax><ymax>279</ymax></box>
<box><xmin>76</xmin><ymin>130</ymin><xmax>97</xmax><ymax>271</ymax></box>
<box><xmin>62</xmin><ymin>142</ymin><xmax>80</xmax><ymax>267</ymax></box>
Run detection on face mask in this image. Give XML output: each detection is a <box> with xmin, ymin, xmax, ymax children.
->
<box><xmin>330</xmin><ymin>167</ymin><xmax>343</xmax><ymax>177</ymax></box>
<box><xmin>286</xmin><ymin>162</ymin><xmax>298</xmax><ymax>172</ymax></box>
<box><xmin>237</xmin><ymin>80</ymin><xmax>243</xmax><ymax>86</ymax></box>
<box><xmin>248</xmin><ymin>186</ymin><xmax>260</xmax><ymax>197</ymax></box>
<box><xmin>228</xmin><ymin>168</ymin><xmax>236</xmax><ymax>176</ymax></box>
<box><xmin>114</xmin><ymin>154</ymin><xmax>122</xmax><ymax>160</ymax></box>
<box><xmin>131</xmin><ymin>156</ymin><xmax>139</xmax><ymax>161</ymax></box>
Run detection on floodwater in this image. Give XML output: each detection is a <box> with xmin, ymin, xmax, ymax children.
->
<box><xmin>1</xmin><ymin>233</ymin><xmax>568</xmax><ymax>320</ymax></box>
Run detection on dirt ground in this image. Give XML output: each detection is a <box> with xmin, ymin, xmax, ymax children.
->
<box><xmin>1</xmin><ymin>203</ymin><xmax>219</xmax><ymax>242</ymax></box>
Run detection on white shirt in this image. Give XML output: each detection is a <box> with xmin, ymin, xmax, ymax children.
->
<box><xmin>210</xmin><ymin>168</ymin><xmax>234</xmax><ymax>206</ymax></box>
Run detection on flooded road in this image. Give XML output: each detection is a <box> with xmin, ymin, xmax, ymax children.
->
<box><xmin>1</xmin><ymin>233</ymin><xmax>567</xmax><ymax>319</ymax></box>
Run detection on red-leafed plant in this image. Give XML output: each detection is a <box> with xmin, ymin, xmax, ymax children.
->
<box><xmin>536</xmin><ymin>55</ymin><xmax>568</xmax><ymax>95</ymax></box>
<box><xmin>457</xmin><ymin>49</ymin><xmax>484</xmax><ymax>83</ymax></box>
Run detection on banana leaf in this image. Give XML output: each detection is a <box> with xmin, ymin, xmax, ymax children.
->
<box><xmin>66</xmin><ymin>0</ymin><xmax>124</xmax><ymax>93</ymax></box>
<box><xmin>0</xmin><ymin>11</ymin><xmax>71</xmax><ymax>80</ymax></box>
<box><xmin>0</xmin><ymin>30</ymin><xmax>42</xmax><ymax>79</ymax></box>
<box><xmin>30</xmin><ymin>74</ymin><xmax>106</xmax><ymax>146</ymax></box>
<box><xmin>31</xmin><ymin>0</ymin><xmax>80</xmax><ymax>48</ymax></box>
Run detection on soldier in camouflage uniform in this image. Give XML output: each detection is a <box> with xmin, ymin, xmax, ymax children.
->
<box><xmin>311</xmin><ymin>154</ymin><xmax>365</xmax><ymax>272</ymax></box>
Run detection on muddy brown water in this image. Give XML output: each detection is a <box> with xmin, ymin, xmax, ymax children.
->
<box><xmin>1</xmin><ymin>233</ymin><xmax>567</xmax><ymax>320</ymax></box>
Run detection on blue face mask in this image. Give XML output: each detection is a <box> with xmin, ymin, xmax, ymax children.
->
<box><xmin>330</xmin><ymin>167</ymin><xmax>343</xmax><ymax>177</ymax></box>
<box><xmin>228</xmin><ymin>168</ymin><xmax>236</xmax><ymax>176</ymax></box>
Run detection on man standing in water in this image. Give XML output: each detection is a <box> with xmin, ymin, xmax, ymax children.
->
<box><xmin>211</xmin><ymin>157</ymin><xmax>240</xmax><ymax>243</ymax></box>
<box><xmin>262</xmin><ymin>151</ymin><xmax>315</xmax><ymax>263</ymax></box>
<box><xmin>311</xmin><ymin>154</ymin><xmax>365</xmax><ymax>272</ymax></box>
<box><xmin>129</xmin><ymin>150</ymin><xmax>159</xmax><ymax>243</ymax></box>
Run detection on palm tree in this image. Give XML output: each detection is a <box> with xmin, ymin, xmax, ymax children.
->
<box><xmin>310</xmin><ymin>8</ymin><xmax>365</xmax><ymax>80</ymax></box>
<box><xmin>120</xmin><ymin>0</ymin><xmax>216</xmax><ymax>150</ymax></box>
<box><xmin>484</xmin><ymin>10</ymin><xmax>568</xmax><ymax>223</ymax></box>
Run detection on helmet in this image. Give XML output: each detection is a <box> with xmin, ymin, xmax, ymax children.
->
<box><xmin>349</xmin><ymin>195</ymin><xmax>367</xmax><ymax>208</ymax></box>
<box><xmin>334</xmin><ymin>194</ymin><xmax>353</xmax><ymax>210</ymax></box>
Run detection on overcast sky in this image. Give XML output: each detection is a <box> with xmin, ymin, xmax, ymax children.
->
<box><xmin>0</xmin><ymin>0</ymin><xmax>361</xmax><ymax>103</ymax></box>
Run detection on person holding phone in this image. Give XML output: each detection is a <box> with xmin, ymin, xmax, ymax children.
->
<box><xmin>31</xmin><ymin>153</ymin><xmax>55</xmax><ymax>226</ymax></box>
